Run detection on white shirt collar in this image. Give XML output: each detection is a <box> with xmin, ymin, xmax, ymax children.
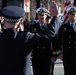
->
<box><xmin>40</xmin><ymin>24</ymin><xmax>44</xmax><ymax>27</ymax></box>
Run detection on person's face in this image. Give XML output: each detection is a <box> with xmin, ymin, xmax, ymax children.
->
<box><xmin>37</xmin><ymin>14</ymin><xmax>47</xmax><ymax>24</ymax></box>
<box><xmin>68</xmin><ymin>13</ymin><xmax>76</xmax><ymax>22</ymax></box>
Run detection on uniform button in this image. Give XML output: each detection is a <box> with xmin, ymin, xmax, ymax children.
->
<box><xmin>34</xmin><ymin>28</ymin><xmax>37</xmax><ymax>31</ymax></box>
<box><xmin>74</xmin><ymin>47</ymin><xmax>76</xmax><ymax>49</ymax></box>
<box><xmin>37</xmin><ymin>47</ymin><xmax>39</xmax><ymax>48</ymax></box>
<box><xmin>69</xmin><ymin>36</ymin><xmax>71</xmax><ymax>38</ymax></box>
<box><xmin>69</xmin><ymin>41</ymin><xmax>71</xmax><ymax>43</ymax></box>
<box><xmin>64</xmin><ymin>28</ymin><xmax>66</xmax><ymax>31</ymax></box>
<box><xmin>43</xmin><ymin>47</ymin><xmax>45</xmax><ymax>49</ymax></box>
<box><xmin>75</xmin><ymin>42</ymin><xmax>76</xmax><ymax>44</ymax></box>
<box><xmin>69</xmin><ymin>47</ymin><xmax>71</xmax><ymax>49</ymax></box>
<box><xmin>75</xmin><ymin>37</ymin><xmax>76</xmax><ymax>39</ymax></box>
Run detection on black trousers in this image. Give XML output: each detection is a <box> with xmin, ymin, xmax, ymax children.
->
<box><xmin>63</xmin><ymin>60</ymin><xmax>76</xmax><ymax>75</ymax></box>
<box><xmin>32</xmin><ymin>58</ymin><xmax>54</xmax><ymax>75</ymax></box>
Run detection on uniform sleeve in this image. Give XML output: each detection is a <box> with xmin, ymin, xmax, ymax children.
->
<box><xmin>52</xmin><ymin>34</ymin><xmax>62</xmax><ymax>57</ymax></box>
<box><xmin>52</xmin><ymin>25</ymin><xmax>63</xmax><ymax>57</ymax></box>
<box><xmin>37</xmin><ymin>17</ymin><xmax>62</xmax><ymax>39</ymax></box>
<box><xmin>38</xmin><ymin>16</ymin><xmax>63</xmax><ymax>40</ymax></box>
<box><xmin>24</xmin><ymin>32</ymin><xmax>43</xmax><ymax>55</ymax></box>
<box><xmin>50</xmin><ymin>16</ymin><xmax>62</xmax><ymax>35</ymax></box>
<box><xmin>50</xmin><ymin>16</ymin><xmax>63</xmax><ymax>57</ymax></box>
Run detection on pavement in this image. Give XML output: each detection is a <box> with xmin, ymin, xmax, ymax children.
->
<box><xmin>54</xmin><ymin>59</ymin><xmax>64</xmax><ymax>75</ymax></box>
<box><xmin>30</xmin><ymin>59</ymin><xmax>64</xmax><ymax>75</ymax></box>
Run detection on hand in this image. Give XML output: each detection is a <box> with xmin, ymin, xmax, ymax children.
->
<box><xmin>51</xmin><ymin>57</ymin><xmax>56</xmax><ymax>63</ymax></box>
<box><xmin>49</xmin><ymin>1</ymin><xmax>58</xmax><ymax>17</ymax></box>
<box><xmin>58</xmin><ymin>54</ymin><xmax>63</xmax><ymax>60</ymax></box>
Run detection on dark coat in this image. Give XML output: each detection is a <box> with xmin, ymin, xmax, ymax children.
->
<box><xmin>58</xmin><ymin>22</ymin><xmax>76</xmax><ymax>61</ymax></box>
<box><xmin>30</xmin><ymin>16</ymin><xmax>62</xmax><ymax>75</ymax></box>
<box><xmin>30</xmin><ymin>16</ymin><xmax>62</xmax><ymax>58</ymax></box>
<box><xmin>30</xmin><ymin>22</ymin><xmax>53</xmax><ymax>58</ymax></box>
<box><xmin>0</xmin><ymin>25</ymin><xmax>56</xmax><ymax>75</ymax></box>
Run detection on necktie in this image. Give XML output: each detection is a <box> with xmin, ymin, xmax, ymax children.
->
<box><xmin>70</xmin><ymin>23</ymin><xmax>73</xmax><ymax>29</ymax></box>
<box><xmin>40</xmin><ymin>24</ymin><xmax>44</xmax><ymax>29</ymax></box>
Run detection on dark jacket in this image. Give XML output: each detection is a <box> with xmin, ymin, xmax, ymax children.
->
<box><xmin>0</xmin><ymin>25</ymin><xmax>56</xmax><ymax>75</ymax></box>
<box><xmin>58</xmin><ymin>22</ymin><xmax>76</xmax><ymax>61</ymax></box>
<box><xmin>30</xmin><ymin>16</ymin><xmax>62</xmax><ymax>58</ymax></box>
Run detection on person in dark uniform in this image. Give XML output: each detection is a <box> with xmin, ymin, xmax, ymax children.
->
<box><xmin>45</xmin><ymin>14</ymin><xmax>62</xmax><ymax>75</ymax></box>
<box><xmin>30</xmin><ymin>6</ymin><xmax>62</xmax><ymax>75</ymax></box>
<box><xmin>15</xmin><ymin>18</ymin><xmax>33</xmax><ymax>75</ymax></box>
<box><xmin>0</xmin><ymin>5</ymin><xmax>58</xmax><ymax>75</ymax></box>
<box><xmin>58</xmin><ymin>6</ymin><xmax>76</xmax><ymax>75</ymax></box>
<box><xmin>45</xmin><ymin>14</ymin><xmax>55</xmax><ymax>75</ymax></box>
